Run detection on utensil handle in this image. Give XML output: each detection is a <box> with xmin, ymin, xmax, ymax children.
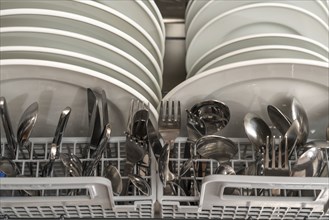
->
<box><xmin>84</xmin><ymin>124</ymin><xmax>111</xmax><ymax>176</ymax></box>
<box><xmin>52</xmin><ymin>107</ymin><xmax>71</xmax><ymax>146</ymax></box>
<box><xmin>0</xmin><ymin>97</ymin><xmax>17</xmax><ymax>159</ymax></box>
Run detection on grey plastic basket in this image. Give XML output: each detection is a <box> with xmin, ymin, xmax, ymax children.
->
<box><xmin>157</xmin><ymin>137</ymin><xmax>329</xmax><ymax>219</ymax></box>
<box><xmin>0</xmin><ymin>137</ymin><xmax>156</xmax><ymax>219</ymax></box>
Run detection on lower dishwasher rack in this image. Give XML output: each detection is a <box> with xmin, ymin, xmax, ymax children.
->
<box><xmin>0</xmin><ymin>137</ymin><xmax>156</xmax><ymax>219</ymax></box>
<box><xmin>157</xmin><ymin>138</ymin><xmax>329</xmax><ymax>220</ymax></box>
<box><xmin>0</xmin><ymin>137</ymin><xmax>328</xmax><ymax>219</ymax></box>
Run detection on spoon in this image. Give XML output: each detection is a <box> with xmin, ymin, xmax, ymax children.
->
<box><xmin>128</xmin><ymin>174</ymin><xmax>151</xmax><ymax>196</ymax></box>
<box><xmin>244</xmin><ymin>113</ymin><xmax>272</xmax><ymax>152</ymax></box>
<box><xmin>104</xmin><ymin>164</ymin><xmax>122</xmax><ymax>196</ymax></box>
<box><xmin>291</xmin><ymin>97</ymin><xmax>309</xmax><ymax>146</ymax></box>
<box><xmin>303</xmin><ymin>140</ymin><xmax>329</xmax><ymax>177</ymax></box>
<box><xmin>190</xmin><ymin>100</ymin><xmax>230</xmax><ymax>134</ymax></box>
<box><xmin>215</xmin><ymin>164</ymin><xmax>236</xmax><ymax>175</ymax></box>
<box><xmin>186</xmin><ymin>109</ymin><xmax>207</xmax><ymax>142</ymax></box>
<box><xmin>267</xmin><ymin>105</ymin><xmax>292</xmax><ymax>137</ymax></box>
<box><xmin>16</xmin><ymin>102</ymin><xmax>38</xmax><ymax>176</ymax></box>
<box><xmin>290</xmin><ymin>147</ymin><xmax>323</xmax><ymax>177</ymax></box>
<box><xmin>215</xmin><ymin>164</ymin><xmax>237</xmax><ymax>195</ymax></box>
<box><xmin>196</xmin><ymin>135</ymin><xmax>237</xmax><ymax>163</ymax></box>
<box><xmin>0</xmin><ymin>97</ymin><xmax>17</xmax><ymax>159</ymax></box>
<box><xmin>17</xmin><ymin>102</ymin><xmax>38</xmax><ymax>149</ymax></box>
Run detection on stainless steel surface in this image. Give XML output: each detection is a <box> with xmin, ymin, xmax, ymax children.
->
<box><xmin>104</xmin><ymin>164</ymin><xmax>122</xmax><ymax>196</ymax></box>
<box><xmin>190</xmin><ymin>100</ymin><xmax>230</xmax><ymax>134</ymax></box>
<box><xmin>84</xmin><ymin>123</ymin><xmax>112</xmax><ymax>176</ymax></box>
<box><xmin>158</xmin><ymin>143</ymin><xmax>176</xmax><ymax>185</ymax></box>
<box><xmin>214</xmin><ymin>164</ymin><xmax>236</xmax><ymax>175</ymax></box>
<box><xmin>291</xmin><ymin>97</ymin><xmax>309</xmax><ymax>146</ymax></box>
<box><xmin>267</xmin><ymin>104</ymin><xmax>292</xmax><ymax>136</ymax></box>
<box><xmin>52</xmin><ymin>106</ymin><xmax>71</xmax><ymax>147</ymax></box>
<box><xmin>0</xmin><ymin>97</ymin><xmax>17</xmax><ymax>159</ymax></box>
<box><xmin>244</xmin><ymin>112</ymin><xmax>272</xmax><ymax>152</ymax></box>
<box><xmin>196</xmin><ymin>135</ymin><xmax>237</xmax><ymax>162</ymax></box>
<box><xmin>128</xmin><ymin>174</ymin><xmax>151</xmax><ymax>196</ymax></box>
<box><xmin>156</xmin><ymin>0</ymin><xmax>187</xmax><ymax>94</ymax></box>
<box><xmin>291</xmin><ymin>147</ymin><xmax>324</xmax><ymax>177</ymax></box>
<box><xmin>186</xmin><ymin>109</ymin><xmax>206</xmax><ymax>141</ymax></box>
<box><xmin>17</xmin><ymin>102</ymin><xmax>38</xmax><ymax>147</ymax></box>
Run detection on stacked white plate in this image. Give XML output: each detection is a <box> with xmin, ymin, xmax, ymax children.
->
<box><xmin>164</xmin><ymin>0</ymin><xmax>329</xmax><ymax>139</ymax></box>
<box><xmin>0</xmin><ymin>0</ymin><xmax>165</xmax><ymax>136</ymax></box>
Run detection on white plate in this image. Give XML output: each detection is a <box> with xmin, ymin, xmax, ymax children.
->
<box><xmin>0</xmin><ymin>8</ymin><xmax>163</xmax><ymax>86</ymax></box>
<box><xmin>195</xmin><ymin>45</ymin><xmax>329</xmax><ymax>76</ymax></box>
<box><xmin>164</xmin><ymin>59</ymin><xmax>329</xmax><ymax>139</ymax></box>
<box><xmin>187</xmin><ymin>0</ymin><xmax>329</xmax><ymax>38</ymax></box>
<box><xmin>0</xmin><ymin>59</ymin><xmax>159</xmax><ymax>137</ymax></box>
<box><xmin>185</xmin><ymin>0</ymin><xmax>194</xmax><ymax>17</ymax></box>
<box><xmin>0</xmin><ymin>26</ymin><xmax>162</xmax><ymax>89</ymax></box>
<box><xmin>185</xmin><ymin>0</ymin><xmax>208</xmax><ymax>29</ymax></box>
<box><xmin>186</xmin><ymin>3</ymin><xmax>329</xmax><ymax>70</ymax></box>
<box><xmin>97</xmin><ymin>0</ymin><xmax>165</xmax><ymax>57</ymax></box>
<box><xmin>142</xmin><ymin>0</ymin><xmax>166</xmax><ymax>38</ymax></box>
<box><xmin>0</xmin><ymin>46</ymin><xmax>161</xmax><ymax>106</ymax></box>
<box><xmin>0</xmin><ymin>0</ymin><xmax>163</xmax><ymax>70</ymax></box>
<box><xmin>188</xmin><ymin>33</ymin><xmax>329</xmax><ymax>77</ymax></box>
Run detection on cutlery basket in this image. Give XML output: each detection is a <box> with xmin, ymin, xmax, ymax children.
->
<box><xmin>157</xmin><ymin>137</ymin><xmax>329</xmax><ymax>219</ymax></box>
<box><xmin>0</xmin><ymin>137</ymin><xmax>156</xmax><ymax>219</ymax></box>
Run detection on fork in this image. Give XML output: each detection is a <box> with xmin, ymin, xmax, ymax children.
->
<box><xmin>264</xmin><ymin>136</ymin><xmax>289</xmax><ymax>177</ymax></box>
<box><xmin>263</xmin><ymin>135</ymin><xmax>289</xmax><ymax>196</ymax></box>
<box><xmin>158</xmin><ymin>100</ymin><xmax>181</xmax><ymax>148</ymax></box>
<box><xmin>158</xmin><ymin>100</ymin><xmax>181</xmax><ymax>185</ymax></box>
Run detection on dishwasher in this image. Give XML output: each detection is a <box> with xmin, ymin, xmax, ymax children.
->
<box><xmin>0</xmin><ymin>0</ymin><xmax>328</xmax><ymax>219</ymax></box>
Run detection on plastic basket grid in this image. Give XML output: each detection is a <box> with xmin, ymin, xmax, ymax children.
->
<box><xmin>0</xmin><ymin>137</ymin><xmax>156</xmax><ymax>219</ymax></box>
<box><xmin>157</xmin><ymin>137</ymin><xmax>329</xmax><ymax>219</ymax></box>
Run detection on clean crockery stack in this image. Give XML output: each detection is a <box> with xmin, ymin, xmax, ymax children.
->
<box><xmin>0</xmin><ymin>0</ymin><xmax>166</xmax><ymax>137</ymax></box>
<box><xmin>164</xmin><ymin>0</ymin><xmax>329</xmax><ymax>140</ymax></box>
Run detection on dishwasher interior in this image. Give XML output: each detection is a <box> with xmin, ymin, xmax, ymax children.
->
<box><xmin>0</xmin><ymin>0</ymin><xmax>329</xmax><ymax>219</ymax></box>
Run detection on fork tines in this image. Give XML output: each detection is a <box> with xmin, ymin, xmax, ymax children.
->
<box><xmin>159</xmin><ymin>100</ymin><xmax>181</xmax><ymax>127</ymax></box>
<box><xmin>264</xmin><ymin>136</ymin><xmax>289</xmax><ymax>176</ymax></box>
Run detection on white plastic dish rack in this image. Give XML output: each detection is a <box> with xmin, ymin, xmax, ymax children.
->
<box><xmin>157</xmin><ymin>137</ymin><xmax>329</xmax><ymax>220</ymax></box>
<box><xmin>0</xmin><ymin>137</ymin><xmax>156</xmax><ymax>219</ymax></box>
<box><xmin>1</xmin><ymin>137</ymin><xmax>329</xmax><ymax>219</ymax></box>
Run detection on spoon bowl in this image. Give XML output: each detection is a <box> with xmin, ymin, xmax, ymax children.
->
<box><xmin>104</xmin><ymin>164</ymin><xmax>122</xmax><ymax>196</ymax></box>
<box><xmin>267</xmin><ymin>105</ymin><xmax>292</xmax><ymax>137</ymax></box>
<box><xmin>196</xmin><ymin>135</ymin><xmax>237</xmax><ymax>163</ymax></box>
<box><xmin>244</xmin><ymin>113</ymin><xmax>272</xmax><ymax>152</ymax></box>
<box><xmin>215</xmin><ymin>164</ymin><xmax>236</xmax><ymax>175</ymax></box>
<box><xmin>17</xmin><ymin>102</ymin><xmax>39</xmax><ymax>147</ymax></box>
<box><xmin>291</xmin><ymin>97</ymin><xmax>309</xmax><ymax>146</ymax></box>
<box><xmin>128</xmin><ymin>174</ymin><xmax>151</xmax><ymax>196</ymax></box>
<box><xmin>290</xmin><ymin>147</ymin><xmax>323</xmax><ymax>177</ymax></box>
<box><xmin>190</xmin><ymin>100</ymin><xmax>230</xmax><ymax>134</ymax></box>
